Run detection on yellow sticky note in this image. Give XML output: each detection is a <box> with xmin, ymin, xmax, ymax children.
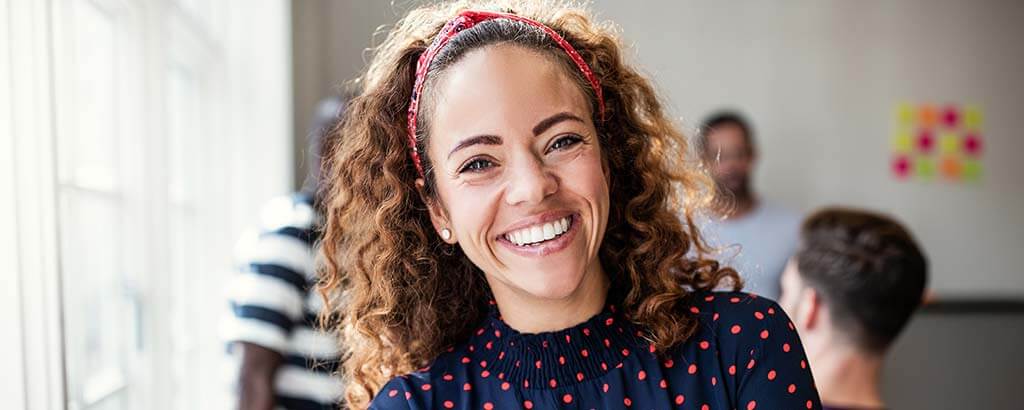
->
<box><xmin>896</xmin><ymin>103</ymin><xmax>914</xmax><ymax>128</ymax></box>
<box><xmin>892</xmin><ymin>131</ymin><xmax>912</xmax><ymax>153</ymax></box>
<box><xmin>963</xmin><ymin>105</ymin><xmax>983</xmax><ymax>130</ymax></box>
<box><xmin>939</xmin><ymin>133</ymin><xmax>959</xmax><ymax>154</ymax></box>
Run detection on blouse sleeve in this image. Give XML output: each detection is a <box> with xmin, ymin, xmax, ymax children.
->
<box><xmin>735</xmin><ymin>299</ymin><xmax>823</xmax><ymax>410</ymax></box>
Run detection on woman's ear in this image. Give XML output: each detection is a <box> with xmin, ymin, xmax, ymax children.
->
<box><xmin>416</xmin><ymin>178</ymin><xmax>456</xmax><ymax>244</ymax></box>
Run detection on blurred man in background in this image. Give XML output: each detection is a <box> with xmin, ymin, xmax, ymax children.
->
<box><xmin>779</xmin><ymin>208</ymin><xmax>928</xmax><ymax>410</ymax></box>
<box><xmin>697</xmin><ymin>111</ymin><xmax>801</xmax><ymax>300</ymax></box>
<box><xmin>222</xmin><ymin>96</ymin><xmax>345</xmax><ymax>410</ymax></box>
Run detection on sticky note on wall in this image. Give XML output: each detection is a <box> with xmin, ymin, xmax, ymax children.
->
<box><xmin>891</xmin><ymin>103</ymin><xmax>984</xmax><ymax>182</ymax></box>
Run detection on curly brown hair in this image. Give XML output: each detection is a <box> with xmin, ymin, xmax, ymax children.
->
<box><xmin>317</xmin><ymin>1</ymin><xmax>740</xmax><ymax>407</ymax></box>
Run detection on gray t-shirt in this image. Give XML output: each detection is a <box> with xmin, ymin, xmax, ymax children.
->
<box><xmin>697</xmin><ymin>201</ymin><xmax>801</xmax><ymax>301</ymax></box>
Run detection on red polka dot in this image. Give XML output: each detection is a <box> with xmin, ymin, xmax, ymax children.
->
<box><xmin>702</xmin><ymin>404</ymin><xmax>710</xmax><ymax>410</ymax></box>
<box><xmin>638</xmin><ymin>370</ymin><xmax>647</xmax><ymax>380</ymax></box>
<box><xmin>442</xmin><ymin>374</ymin><xmax>453</xmax><ymax>381</ymax></box>
<box><xmin>747</xmin><ymin>400</ymin><xmax>757</xmax><ymax>410</ymax></box>
<box><xmin>806</xmin><ymin>400</ymin><xmax>813</xmax><ymax>409</ymax></box>
<box><xmin>480</xmin><ymin>370</ymin><xmax>490</xmax><ymax>378</ymax></box>
<box><xmin>605</xmin><ymin>317</ymin><xmax>614</xmax><ymax>326</ymax></box>
<box><xmin>463</xmin><ymin>383</ymin><xmax>472</xmax><ymax>391</ymax></box>
<box><xmin>581</xmin><ymin>348</ymin><xmax>589</xmax><ymax>357</ymax></box>
<box><xmin>443</xmin><ymin>401</ymin><xmax>454</xmax><ymax>409</ymax></box>
<box><xmin>768</xmin><ymin>307</ymin><xmax>776</xmax><ymax>315</ymax></box>
<box><xmin>621</xmin><ymin>348</ymin><xmax>631</xmax><ymax>357</ymax></box>
<box><xmin>549</xmin><ymin>379</ymin><xmax>557</xmax><ymax>388</ymax></box>
<box><xmin>800</xmin><ymin>359</ymin><xmax>807</xmax><ymax>369</ymax></box>
<box><xmin>731</xmin><ymin>325</ymin><xmax>742</xmax><ymax>334</ymax></box>
<box><xmin>461</xmin><ymin>357</ymin><xmax>471</xmax><ymax>364</ymax></box>
<box><xmin>562</xmin><ymin>394</ymin><xmax>573</xmax><ymax>404</ymax></box>
<box><xmin>675</xmin><ymin>394</ymin><xmax>685</xmax><ymax>405</ymax></box>
<box><xmin>388</xmin><ymin>389</ymin><xmax>398</xmax><ymax>397</ymax></box>
<box><xmin>659</xmin><ymin>379</ymin><xmax>667</xmax><ymax>388</ymax></box>
<box><xmin>728</xmin><ymin>365</ymin><xmax>736</xmax><ymax>375</ymax></box>
<box><xmin>783</xmin><ymin>343</ymin><xmax>791</xmax><ymax>352</ymax></box>
<box><xmin>713</xmin><ymin>313</ymin><xmax>720</xmax><ymax>321</ymax></box>
<box><xmin>747</xmin><ymin>358</ymin><xmax>756</xmax><ymax>369</ymax></box>
<box><xmin>730</xmin><ymin>296</ymin><xmax>741</xmax><ymax>303</ymax></box>
<box><xmin>523</xmin><ymin>400</ymin><xmax>533</xmax><ymax>409</ymax></box>
<box><xmin>788</xmin><ymin>384</ymin><xmax>797</xmax><ymax>393</ymax></box>
<box><xmin>523</xmin><ymin>379</ymin><xmax>529</xmax><ymax>388</ymax></box>
<box><xmin>768</xmin><ymin>370</ymin><xmax>777</xmax><ymax>380</ymax></box>
<box><xmin>558</xmin><ymin>356</ymin><xmax>566</xmax><ymax>365</ymax></box>
<box><xmin>501</xmin><ymin>382</ymin><xmax>510</xmax><ymax>391</ymax></box>
<box><xmin>760</xmin><ymin>330</ymin><xmax>770</xmax><ymax>339</ymax></box>
<box><xmin>711</xmin><ymin>376</ymin><xmax>717</xmax><ymax>386</ymax></box>
<box><xmin>421</xmin><ymin>384</ymin><xmax>431</xmax><ymax>391</ymax></box>
<box><xmin>535</xmin><ymin>360</ymin><xmax>542</xmax><ymax>369</ymax></box>
<box><xmin>483</xmin><ymin>402</ymin><xmax>493</xmax><ymax>410</ymax></box>
<box><xmin>688</xmin><ymin>363</ymin><xmax>698</xmax><ymax>374</ymax></box>
<box><xmin>690</xmin><ymin>306</ymin><xmax>700</xmax><ymax>314</ymax></box>
<box><xmin>664</xmin><ymin>359</ymin><xmax>674</xmax><ymax>368</ymax></box>
<box><xmin>576</xmin><ymin>372</ymin><xmax>584</xmax><ymax>381</ymax></box>
<box><xmin>754</xmin><ymin>311</ymin><xmax>765</xmax><ymax>320</ymax></box>
<box><xmin>602</xmin><ymin>383</ymin><xmax>609</xmax><ymax>393</ymax></box>
<box><xmin>624</xmin><ymin>397</ymin><xmax>632</xmax><ymax>406</ymax></box>
<box><xmin>649</xmin><ymin>343</ymin><xmax>657</xmax><ymax>353</ymax></box>
<box><xmin>699</xmin><ymin>340</ymin><xmax>710</xmax><ymax>350</ymax></box>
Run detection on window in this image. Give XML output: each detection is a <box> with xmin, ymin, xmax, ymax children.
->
<box><xmin>4</xmin><ymin>0</ymin><xmax>294</xmax><ymax>408</ymax></box>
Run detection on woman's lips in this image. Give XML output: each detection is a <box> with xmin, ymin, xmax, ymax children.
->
<box><xmin>496</xmin><ymin>213</ymin><xmax>580</xmax><ymax>257</ymax></box>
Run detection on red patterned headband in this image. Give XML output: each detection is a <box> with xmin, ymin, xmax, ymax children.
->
<box><xmin>406</xmin><ymin>10</ymin><xmax>606</xmax><ymax>177</ymax></box>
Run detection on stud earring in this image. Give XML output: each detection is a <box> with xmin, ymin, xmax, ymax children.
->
<box><xmin>440</xmin><ymin>228</ymin><xmax>452</xmax><ymax>241</ymax></box>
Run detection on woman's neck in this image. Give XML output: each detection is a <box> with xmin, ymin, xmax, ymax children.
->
<box><xmin>490</xmin><ymin>263</ymin><xmax>610</xmax><ymax>334</ymax></box>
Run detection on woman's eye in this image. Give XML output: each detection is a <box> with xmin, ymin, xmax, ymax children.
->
<box><xmin>459</xmin><ymin>158</ymin><xmax>494</xmax><ymax>173</ymax></box>
<box><xmin>549</xmin><ymin>135</ymin><xmax>583</xmax><ymax>152</ymax></box>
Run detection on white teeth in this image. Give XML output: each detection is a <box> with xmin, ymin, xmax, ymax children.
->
<box><xmin>505</xmin><ymin>216</ymin><xmax>573</xmax><ymax>246</ymax></box>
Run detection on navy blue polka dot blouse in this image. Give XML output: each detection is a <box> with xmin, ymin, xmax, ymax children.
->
<box><xmin>370</xmin><ymin>291</ymin><xmax>822</xmax><ymax>409</ymax></box>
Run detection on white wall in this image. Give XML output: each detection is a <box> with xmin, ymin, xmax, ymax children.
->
<box><xmin>591</xmin><ymin>0</ymin><xmax>1024</xmax><ymax>297</ymax></box>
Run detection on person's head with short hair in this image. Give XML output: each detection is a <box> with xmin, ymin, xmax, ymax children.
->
<box><xmin>779</xmin><ymin>207</ymin><xmax>927</xmax><ymax>406</ymax></box>
<box><xmin>697</xmin><ymin>110</ymin><xmax>756</xmax><ymax>198</ymax></box>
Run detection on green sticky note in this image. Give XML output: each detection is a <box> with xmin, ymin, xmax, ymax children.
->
<box><xmin>892</xmin><ymin>131</ymin><xmax>912</xmax><ymax>153</ymax></box>
<box><xmin>939</xmin><ymin>133</ymin><xmax>959</xmax><ymax>154</ymax></box>
<box><xmin>916</xmin><ymin>157</ymin><xmax>935</xmax><ymax>179</ymax></box>
<box><xmin>963</xmin><ymin>159</ymin><xmax>982</xmax><ymax>181</ymax></box>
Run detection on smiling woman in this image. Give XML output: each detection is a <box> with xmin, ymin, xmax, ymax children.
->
<box><xmin>317</xmin><ymin>1</ymin><xmax>822</xmax><ymax>409</ymax></box>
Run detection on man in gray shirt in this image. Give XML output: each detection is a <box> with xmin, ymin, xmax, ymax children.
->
<box><xmin>695</xmin><ymin>111</ymin><xmax>800</xmax><ymax>301</ymax></box>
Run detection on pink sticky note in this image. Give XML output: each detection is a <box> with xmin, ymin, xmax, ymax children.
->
<box><xmin>916</xmin><ymin>130</ymin><xmax>934</xmax><ymax>153</ymax></box>
<box><xmin>964</xmin><ymin>133</ymin><xmax>983</xmax><ymax>156</ymax></box>
<box><xmin>941</xmin><ymin>106</ymin><xmax>959</xmax><ymax>128</ymax></box>
<box><xmin>892</xmin><ymin>155</ymin><xmax>911</xmax><ymax>179</ymax></box>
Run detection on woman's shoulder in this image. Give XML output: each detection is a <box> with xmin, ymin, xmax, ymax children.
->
<box><xmin>686</xmin><ymin>290</ymin><xmax>796</xmax><ymax>352</ymax></box>
<box><xmin>369</xmin><ymin>344</ymin><xmax>472</xmax><ymax>409</ymax></box>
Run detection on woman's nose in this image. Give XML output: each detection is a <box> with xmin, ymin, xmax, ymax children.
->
<box><xmin>504</xmin><ymin>154</ymin><xmax>558</xmax><ymax>206</ymax></box>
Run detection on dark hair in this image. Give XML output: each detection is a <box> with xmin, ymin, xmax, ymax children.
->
<box><xmin>696</xmin><ymin>110</ymin><xmax>755</xmax><ymax>156</ymax></box>
<box><xmin>795</xmin><ymin>207</ymin><xmax>928</xmax><ymax>353</ymax></box>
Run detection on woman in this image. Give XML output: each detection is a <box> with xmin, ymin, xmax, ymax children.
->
<box><xmin>319</xmin><ymin>1</ymin><xmax>822</xmax><ymax>409</ymax></box>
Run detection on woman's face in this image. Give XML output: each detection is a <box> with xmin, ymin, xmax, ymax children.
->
<box><xmin>422</xmin><ymin>44</ymin><xmax>610</xmax><ymax>303</ymax></box>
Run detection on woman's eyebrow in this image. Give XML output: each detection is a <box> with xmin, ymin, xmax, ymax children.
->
<box><xmin>448</xmin><ymin>134</ymin><xmax>502</xmax><ymax>160</ymax></box>
<box><xmin>533</xmin><ymin>112</ymin><xmax>584</xmax><ymax>136</ymax></box>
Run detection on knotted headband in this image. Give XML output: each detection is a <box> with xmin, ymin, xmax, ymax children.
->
<box><xmin>406</xmin><ymin>10</ymin><xmax>606</xmax><ymax>177</ymax></box>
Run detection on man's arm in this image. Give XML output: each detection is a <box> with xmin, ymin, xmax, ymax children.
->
<box><xmin>236</xmin><ymin>342</ymin><xmax>284</xmax><ymax>410</ymax></box>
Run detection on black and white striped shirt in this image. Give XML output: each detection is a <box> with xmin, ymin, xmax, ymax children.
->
<box><xmin>223</xmin><ymin>193</ymin><xmax>341</xmax><ymax>409</ymax></box>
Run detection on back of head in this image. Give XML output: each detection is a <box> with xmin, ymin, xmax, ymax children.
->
<box><xmin>697</xmin><ymin>110</ymin><xmax>755</xmax><ymax>157</ymax></box>
<box><xmin>796</xmin><ymin>208</ymin><xmax>928</xmax><ymax>354</ymax></box>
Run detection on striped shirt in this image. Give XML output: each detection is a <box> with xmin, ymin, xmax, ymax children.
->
<box><xmin>223</xmin><ymin>193</ymin><xmax>342</xmax><ymax>409</ymax></box>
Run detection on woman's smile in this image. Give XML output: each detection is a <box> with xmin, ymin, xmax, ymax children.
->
<box><xmin>496</xmin><ymin>211</ymin><xmax>580</xmax><ymax>257</ymax></box>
